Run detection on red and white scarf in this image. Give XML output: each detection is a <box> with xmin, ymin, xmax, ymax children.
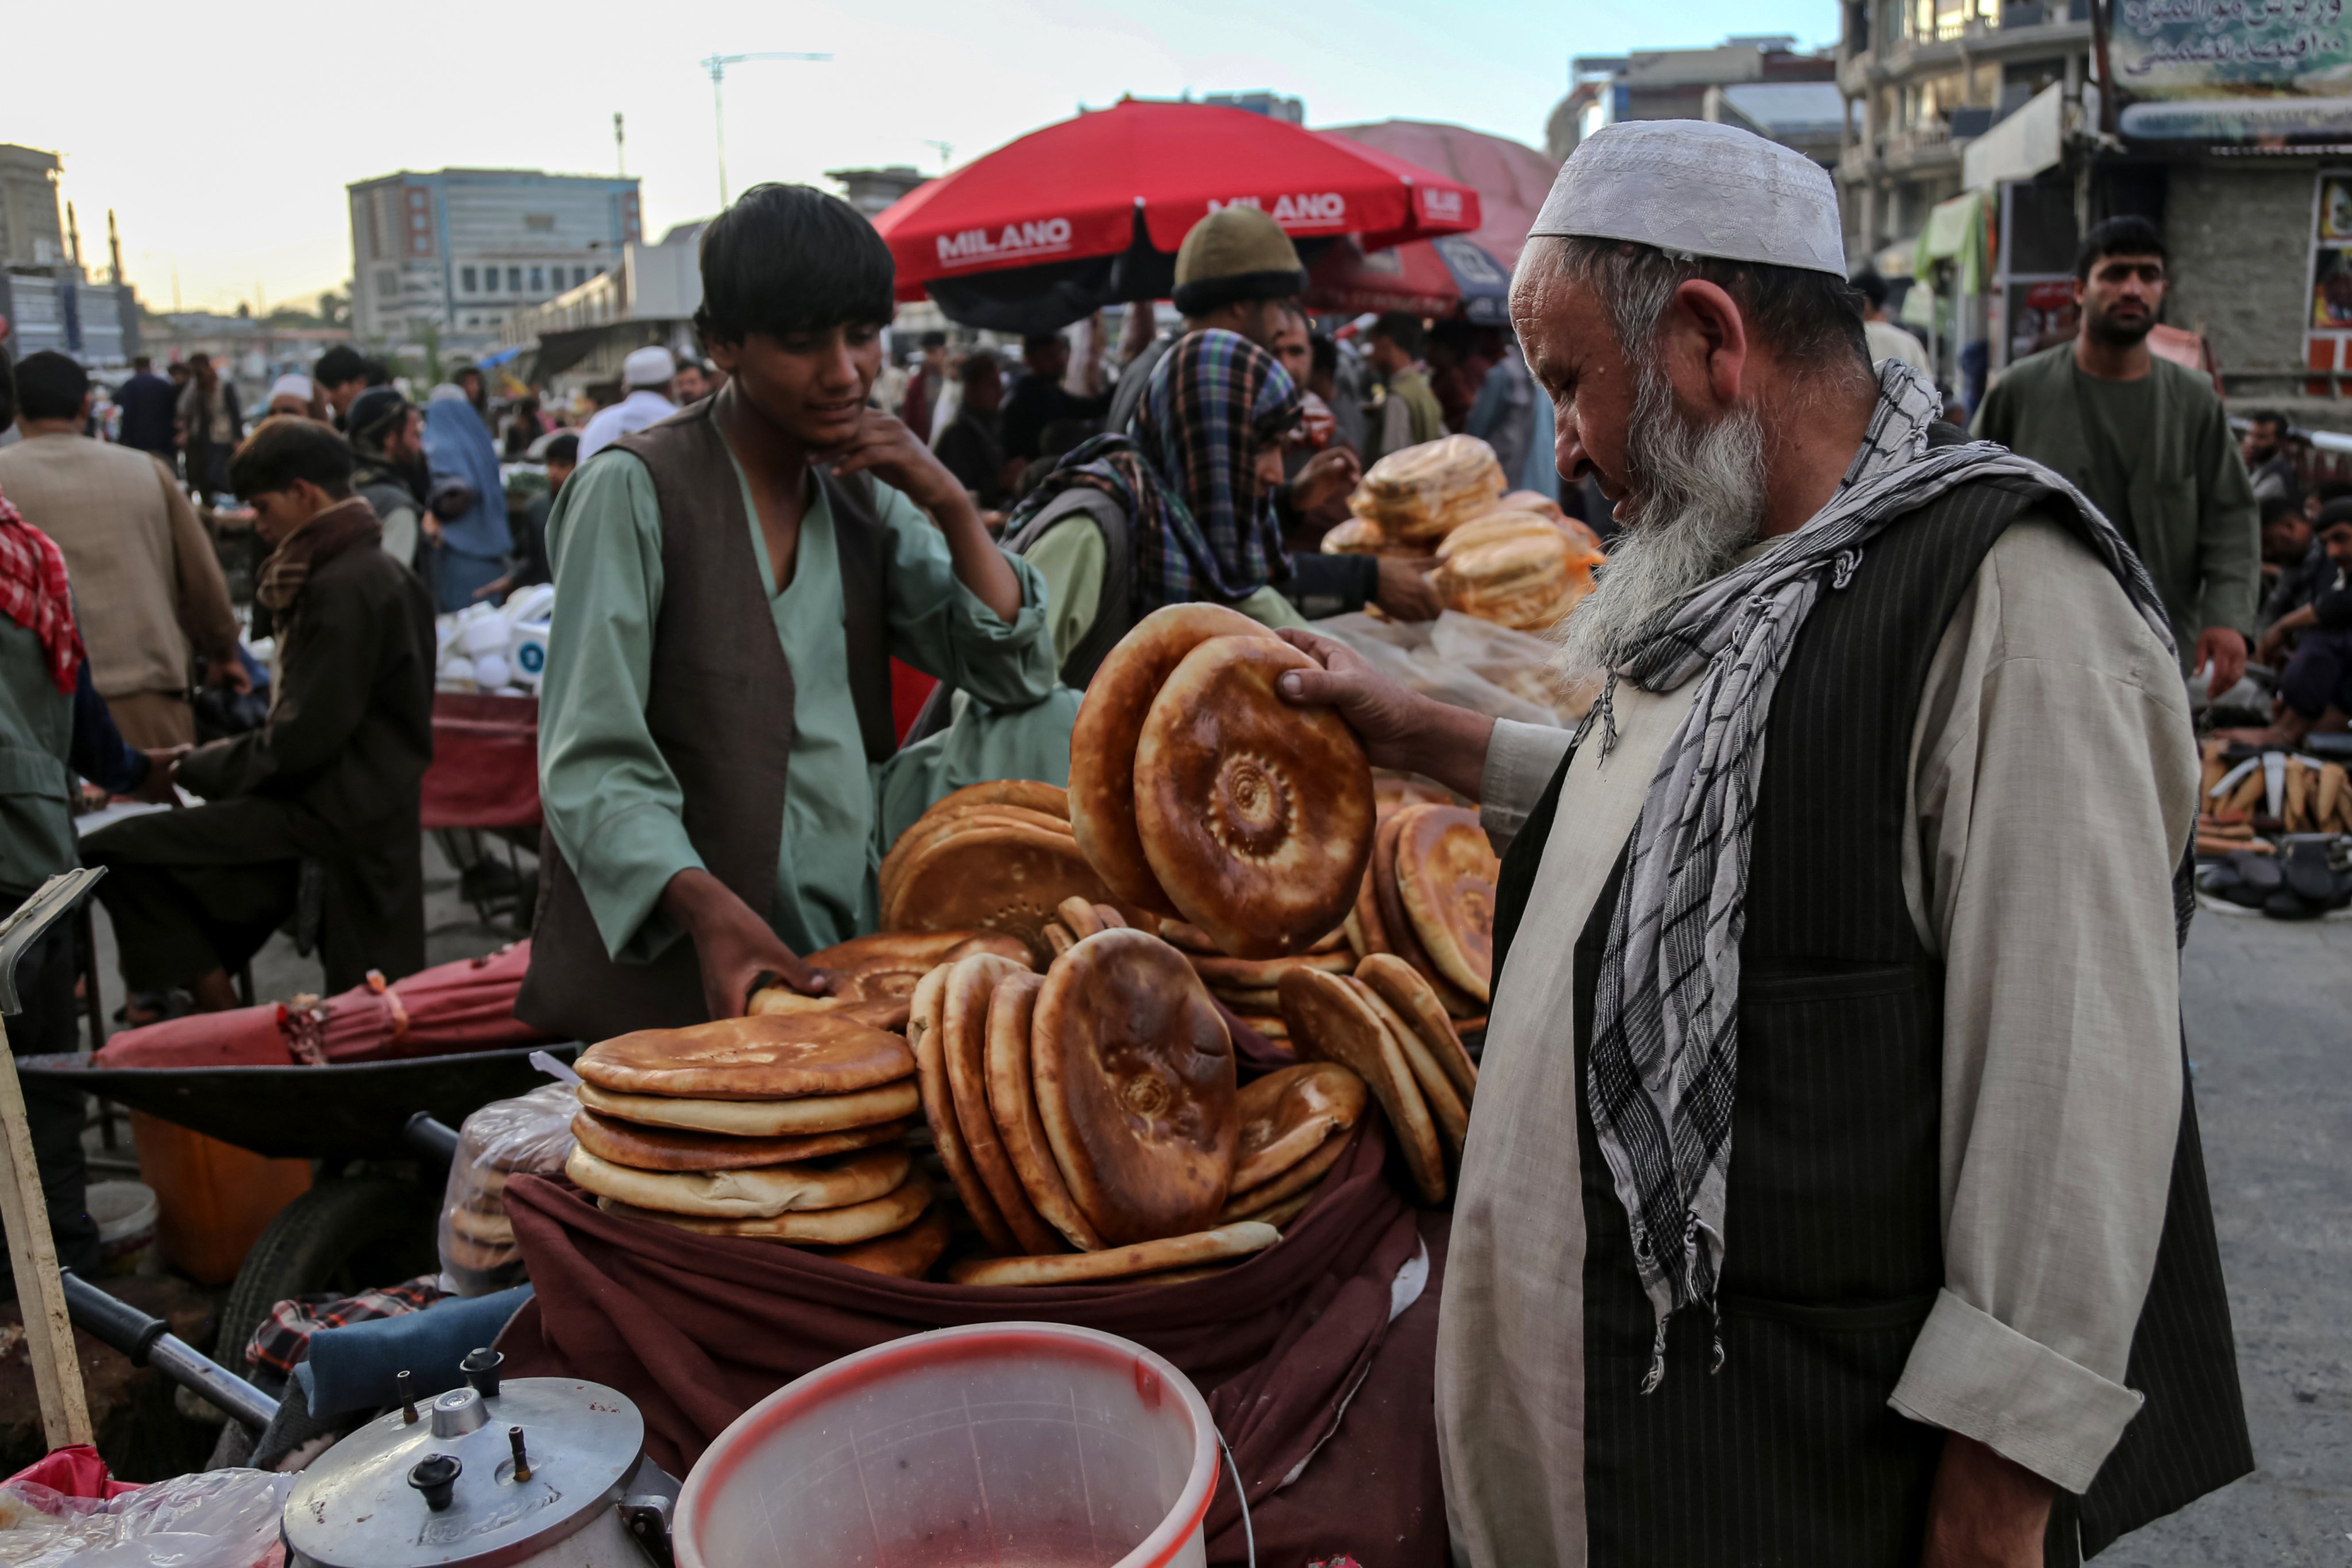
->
<box><xmin>0</xmin><ymin>485</ymin><xmax>80</xmax><ymax>696</ymax></box>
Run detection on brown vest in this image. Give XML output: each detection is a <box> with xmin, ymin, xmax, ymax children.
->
<box><xmin>516</xmin><ymin>400</ymin><xmax>898</xmax><ymax>1042</ymax></box>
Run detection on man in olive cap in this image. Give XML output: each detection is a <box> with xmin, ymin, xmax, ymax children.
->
<box><xmin>1106</xmin><ymin>204</ymin><xmax>1314</xmax><ymax>434</ymax></box>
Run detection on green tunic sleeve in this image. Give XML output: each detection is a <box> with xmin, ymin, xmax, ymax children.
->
<box><xmin>876</xmin><ymin>485</ymin><xmax>1056</xmax><ymax>709</ymax></box>
<box><xmin>1023</xmin><ymin>515</ymin><xmax>1106</xmax><ymax>672</ymax></box>
<box><xmin>536</xmin><ymin>453</ymin><xmax>704</xmax><ymax>964</ymax></box>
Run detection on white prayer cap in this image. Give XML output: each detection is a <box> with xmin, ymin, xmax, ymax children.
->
<box><xmin>623</xmin><ymin>345</ymin><xmax>678</xmax><ymax>388</ymax></box>
<box><xmin>268</xmin><ymin>373</ymin><xmax>314</xmax><ymax>405</ymax></box>
<box><xmin>1528</xmin><ymin>120</ymin><xmax>1847</xmax><ymax>278</ymax></box>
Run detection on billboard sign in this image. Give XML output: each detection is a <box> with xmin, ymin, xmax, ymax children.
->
<box><xmin>2111</xmin><ymin>0</ymin><xmax>2352</xmax><ymax>99</ymax></box>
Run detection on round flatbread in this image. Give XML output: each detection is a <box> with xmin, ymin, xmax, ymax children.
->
<box><xmin>1091</xmin><ymin>905</ymin><xmax>1129</xmax><ymax>929</ymax></box>
<box><xmin>1373</xmin><ymin>808</ymin><xmax>1482</xmax><ymax>1019</ymax></box>
<box><xmin>1227</xmin><ymin>1185</ymin><xmax>1316</xmax><ymax>1231</ymax></box>
<box><xmin>1395</xmin><ymin>806</ymin><xmax>1499</xmax><ymax>1003</ymax></box>
<box><xmin>577</xmin><ymin>1014</ymin><xmax>913</xmax><ymax>1101</ymax></box>
<box><xmin>942</xmin><ymin>960</ymin><xmax>1065</xmax><ymax>1256</ymax></box>
<box><xmin>1069</xmin><ymin>603</ymin><xmax>1277</xmax><ymax>916</ymax></box>
<box><xmin>945</xmin><ymin>1221</ymin><xmax>1279</xmax><ymax>1287</ymax></box>
<box><xmin>1189</xmin><ymin>950</ymin><xmax>1355</xmax><ymax>988</ymax></box>
<box><xmin>907</xmin><ymin>957</ymin><xmax>1018</xmax><ymax>1254</ymax></box>
<box><xmin>983</xmin><ymin>969</ymin><xmax>1104</xmax><ymax>1251</ymax></box>
<box><xmin>1133</xmin><ymin>636</ymin><xmax>1374</xmax><ymax>961</ymax></box>
<box><xmin>1056</xmin><ymin>897</ymin><xmax>1105</xmax><ymax>939</ymax></box>
<box><xmin>802</xmin><ymin>929</ymin><xmax>1034</xmax><ymax>1001</ymax></box>
<box><xmin>1207</xmin><ymin>986</ymin><xmax>1283</xmax><ymax>1014</ymax></box>
<box><xmin>1222</xmin><ymin>1122</ymin><xmax>1353</xmax><ymax>1221</ymax></box>
<box><xmin>447</xmin><ymin>1204</ymin><xmax>515</xmax><ymax>1247</ymax></box>
<box><xmin>597</xmin><ymin>1175</ymin><xmax>933</xmax><ymax>1245</ymax></box>
<box><xmin>565</xmin><ymin>1143</ymin><xmax>909</xmax><ymax>1219</ymax></box>
<box><xmin>570</xmin><ymin>1108</ymin><xmax>907</xmax><ymax>1173</ymax></box>
<box><xmin>880</xmin><ymin>804</ymin><xmax>1075</xmax><ymax>917</ymax></box>
<box><xmin>745</xmin><ymin>992</ymin><xmax>913</xmax><ymax>1034</ymax></box>
<box><xmin>1156</xmin><ymin>918</ymin><xmax>1221</xmax><ymax>953</ymax></box>
<box><xmin>576</xmin><ymin>1079</ymin><xmax>920</xmax><ymax>1138</ymax></box>
<box><xmin>928</xmin><ymin>778</ymin><xmax>1069</xmax><ymax>821</ymax></box>
<box><xmin>1346</xmin><ymin>976</ymin><xmax>1467</xmax><ymax>1154</ymax></box>
<box><xmin>1229</xmin><ymin>1063</ymin><xmax>1368</xmax><ymax>1194</ymax></box>
<box><xmin>1355</xmin><ymin>953</ymin><xmax>1478</xmax><ymax>1100</ymax></box>
<box><xmin>885</xmin><ymin>821</ymin><xmax>1121</xmax><ymax>960</ymax></box>
<box><xmin>803</xmin><ymin>1204</ymin><xmax>953</xmax><ymax>1280</ymax></box>
<box><xmin>1277</xmin><ymin>967</ymin><xmax>1445</xmax><ymax>1204</ymax></box>
<box><xmin>1032</xmin><ymin>929</ymin><xmax>1238</xmax><ymax>1246</ymax></box>
<box><xmin>1232</xmin><ymin>1015</ymin><xmax>1288</xmax><ymax>1041</ymax></box>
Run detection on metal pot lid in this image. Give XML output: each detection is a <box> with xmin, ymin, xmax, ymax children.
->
<box><xmin>283</xmin><ymin>1377</ymin><xmax>644</xmax><ymax>1568</ymax></box>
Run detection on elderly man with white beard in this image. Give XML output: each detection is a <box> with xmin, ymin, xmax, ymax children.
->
<box><xmin>1276</xmin><ymin>121</ymin><xmax>2249</xmax><ymax>1568</ymax></box>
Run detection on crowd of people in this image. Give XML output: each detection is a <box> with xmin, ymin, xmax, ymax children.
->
<box><xmin>0</xmin><ymin>107</ymin><xmax>2327</xmax><ymax>1561</ymax></box>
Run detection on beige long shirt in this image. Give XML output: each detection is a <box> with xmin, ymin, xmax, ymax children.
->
<box><xmin>0</xmin><ymin>434</ymin><xmax>240</xmax><ymax>699</ymax></box>
<box><xmin>1439</xmin><ymin>516</ymin><xmax>2200</xmax><ymax>1565</ymax></box>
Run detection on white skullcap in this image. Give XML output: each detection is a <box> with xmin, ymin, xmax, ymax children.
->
<box><xmin>1529</xmin><ymin>119</ymin><xmax>1847</xmax><ymax>278</ymax></box>
<box><xmin>268</xmin><ymin>373</ymin><xmax>314</xmax><ymax>404</ymax></box>
<box><xmin>623</xmin><ymin>345</ymin><xmax>678</xmax><ymax>388</ymax></box>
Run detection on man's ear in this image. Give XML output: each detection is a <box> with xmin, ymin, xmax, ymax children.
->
<box><xmin>1667</xmin><ymin>279</ymin><xmax>1750</xmax><ymax>409</ymax></box>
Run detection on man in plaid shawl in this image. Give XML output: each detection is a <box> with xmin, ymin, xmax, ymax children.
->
<box><xmin>1278</xmin><ymin>121</ymin><xmax>2247</xmax><ymax>1566</ymax></box>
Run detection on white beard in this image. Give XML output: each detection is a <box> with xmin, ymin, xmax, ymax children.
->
<box><xmin>1553</xmin><ymin>362</ymin><xmax>1768</xmax><ymax>682</ymax></box>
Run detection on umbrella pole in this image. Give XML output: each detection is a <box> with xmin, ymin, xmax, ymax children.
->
<box><xmin>0</xmin><ymin>1010</ymin><xmax>92</xmax><ymax>1449</ymax></box>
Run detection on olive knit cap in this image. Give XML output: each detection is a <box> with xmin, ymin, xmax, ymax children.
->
<box><xmin>1172</xmin><ymin>205</ymin><xmax>1307</xmax><ymax>316</ymax></box>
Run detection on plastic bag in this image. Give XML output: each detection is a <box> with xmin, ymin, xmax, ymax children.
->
<box><xmin>438</xmin><ymin>1078</ymin><xmax>578</xmax><ymax>1296</ymax></box>
<box><xmin>0</xmin><ymin>1468</ymin><xmax>292</xmax><ymax>1568</ymax></box>
<box><xmin>1312</xmin><ymin>611</ymin><xmax>1590</xmax><ymax>727</ymax></box>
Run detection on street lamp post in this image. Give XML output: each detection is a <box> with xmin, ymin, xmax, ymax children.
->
<box><xmin>700</xmin><ymin>51</ymin><xmax>833</xmax><ymax>208</ymax></box>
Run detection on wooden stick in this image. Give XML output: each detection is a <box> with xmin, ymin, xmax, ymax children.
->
<box><xmin>0</xmin><ymin>1011</ymin><xmax>91</xmax><ymax>1449</ymax></box>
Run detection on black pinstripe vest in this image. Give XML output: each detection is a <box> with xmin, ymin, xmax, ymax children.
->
<box><xmin>1490</xmin><ymin>440</ymin><xmax>2250</xmax><ymax>1566</ymax></box>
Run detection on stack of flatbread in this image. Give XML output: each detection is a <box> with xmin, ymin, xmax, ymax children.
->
<box><xmin>1345</xmin><ymin>434</ymin><xmax>1508</xmax><ymax>546</ymax></box>
<box><xmin>876</xmin><ymin>779</ymin><xmax>1122</xmax><ymax>962</ymax></box>
<box><xmin>566</xmin><ymin>1013</ymin><xmax>951</xmax><ymax>1280</ymax></box>
<box><xmin>1150</xmin><ymin>916</ymin><xmax>1352</xmax><ymax>1043</ymax></box>
<box><xmin>1430</xmin><ymin>507</ymin><xmax>1605</xmax><ymax>634</ymax></box>
<box><xmin>1067</xmin><ymin>605</ymin><xmax>1374</xmax><ymax>960</ymax></box>
<box><xmin>1279</xmin><ymin>951</ymin><xmax>1480</xmax><ymax>1204</ymax></box>
<box><xmin>1216</xmin><ymin>1061</ymin><xmax>1370</xmax><ymax>1229</ymax></box>
<box><xmin>912</xmin><ymin>925</ymin><xmax>1344</xmax><ymax>1286</ymax></box>
<box><xmin>1345</xmin><ymin>800</ymin><xmax>1499</xmax><ymax>1028</ymax></box>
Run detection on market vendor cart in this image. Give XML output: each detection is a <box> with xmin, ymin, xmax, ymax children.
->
<box><xmin>421</xmin><ymin>690</ymin><xmax>543</xmax><ymax>929</ymax></box>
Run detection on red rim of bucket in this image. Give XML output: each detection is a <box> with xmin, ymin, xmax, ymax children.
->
<box><xmin>676</xmin><ymin>1321</ymin><xmax>1219</xmax><ymax>1568</ymax></box>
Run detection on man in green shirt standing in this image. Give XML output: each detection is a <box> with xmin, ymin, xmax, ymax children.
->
<box><xmin>1364</xmin><ymin>310</ymin><xmax>1448</xmax><ymax>468</ymax></box>
<box><xmin>1973</xmin><ymin>216</ymin><xmax>2259</xmax><ymax>691</ymax></box>
<box><xmin>519</xmin><ymin>185</ymin><xmax>1056</xmax><ymax>1040</ymax></box>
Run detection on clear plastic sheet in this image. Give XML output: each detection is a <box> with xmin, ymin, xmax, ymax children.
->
<box><xmin>438</xmin><ymin>1079</ymin><xmax>579</xmax><ymax>1296</ymax></box>
<box><xmin>0</xmin><ymin>1469</ymin><xmax>293</xmax><ymax>1568</ymax></box>
<box><xmin>1311</xmin><ymin>611</ymin><xmax>1593</xmax><ymax>727</ymax></box>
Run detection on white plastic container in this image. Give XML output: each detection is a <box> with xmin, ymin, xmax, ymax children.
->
<box><xmin>677</xmin><ymin>1322</ymin><xmax>1220</xmax><ymax>1568</ymax></box>
<box><xmin>87</xmin><ymin>1181</ymin><xmax>159</xmax><ymax>1276</ymax></box>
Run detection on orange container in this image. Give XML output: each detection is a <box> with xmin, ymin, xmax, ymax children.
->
<box><xmin>130</xmin><ymin>1113</ymin><xmax>311</xmax><ymax>1284</ymax></box>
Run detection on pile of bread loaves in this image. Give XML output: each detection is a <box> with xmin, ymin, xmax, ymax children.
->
<box><xmin>2200</xmin><ymin>741</ymin><xmax>2350</xmax><ymax>856</ymax></box>
<box><xmin>1323</xmin><ymin>434</ymin><xmax>1608</xmax><ymax>634</ymax></box>
<box><xmin>908</xmin><ymin>921</ymin><xmax>1373</xmax><ymax>1285</ymax></box>
<box><xmin>564</xmin><ymin>988</ymin><xmax>947</xmax><ymax>1278</ymax></box>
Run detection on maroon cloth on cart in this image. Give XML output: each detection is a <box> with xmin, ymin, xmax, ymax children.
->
<box><xmin>421</xmin><ymin>691</ymin><xmax>541</xmax><ymax>830</ymax></box>
<box><xmin>499</xmin><ymin>1120</ymin><xmax>1451</xmax><ymax>1567</ymax></box>
<box><xmin>94</xmin><ymin>943</ymin><xmax>552</xmax><ymax>1068</ymax></box>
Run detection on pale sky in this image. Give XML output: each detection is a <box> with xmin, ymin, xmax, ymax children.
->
<box><xmin>11</xmin><ymin>0</ymin><xmax>1830</xmax><ymax>318</ymax></box>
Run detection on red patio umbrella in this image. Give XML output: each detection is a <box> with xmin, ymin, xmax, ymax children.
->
<box><xmin>1306</xmin><ymin>234</ymin><xmax>1516</xmax><ymax>325</ymax></box>
<box><xmin>875</xmin><ymin>99</ymin><xmax>1480</xmax><ymax>317</ymax></box>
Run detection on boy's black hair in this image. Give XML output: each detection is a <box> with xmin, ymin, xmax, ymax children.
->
<box><xmin>1310</xmin><ymin>331</ymin><xmax>1338</xmax><ymax>376</ymax></box>
<box><xmin>13</xmin><ymin>351</ymin><xmax>89</xmax><ymax>422</ymax></box>
<box><xmin>1851</xmin><ymin>269</ymin><xmax>1891</xmax><ymax>311</ymax></box>
<box><xmin>231</xmin><ymin>416</ymin><xmax>356</xmax><ymax>501</ymax></box>
<box><xmin>544</xmin><ymin>432</ymin><xmax>580</xmax><ymax>466</ymax></box>
<box><xmin>314</xmin><ymin>345</ymin><xmax>370</xmax><ymax>387</ymax></box>
<box><xmin>1371</xmin><ymin>310</ymin><xmax>1426</xmax><ymax>357</ymax></box>
<box><xmin>2075</xmin><ymin>215</ymin><xmax>2166</xmax><ymax>281</ymax></box>
<box><xmin>693</xmin><ymin>183</ymin><xmax>894</xmax><ymax>346</ymax></box>
<box><xmin>959</xmin><ymin>350</ymin><xmax>1003</xmax><ymax>388</ymax></box>
<box><xmin>2318</xmin><ymin>497</ymin><xmax>2352</xmax><ymax>532</ymax></box>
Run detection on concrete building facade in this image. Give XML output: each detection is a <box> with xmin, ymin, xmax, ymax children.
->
<box><xmin>347</xmin><ymin>168</ymin><xmax>642</xmax><ymax>355</ymax></box>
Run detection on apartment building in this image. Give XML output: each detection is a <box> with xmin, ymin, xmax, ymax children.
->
<box><xmin>347</xmin><ymin>168</ymin><xmax>642</xmax><ymax>354</ymax></box>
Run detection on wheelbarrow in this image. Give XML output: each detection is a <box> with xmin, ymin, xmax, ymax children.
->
<box><xmin>17</xmin><ymin>1045</ymin><xmax>577</xmax><ymax>1395</ymax></box>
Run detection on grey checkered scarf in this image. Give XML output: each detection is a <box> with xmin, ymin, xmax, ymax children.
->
<box><xmin>1578</xmin><ymin>359</ymin><xmax>2173</xmax><ymax>1392</ymax></box>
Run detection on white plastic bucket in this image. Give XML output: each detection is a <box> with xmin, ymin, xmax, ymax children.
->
<box><xmin>677</xmin><ymin>1322</ymin><xmax>1220</xmax><ymax>1568</ymax></box>
<box><xmin>87</xmin><ymin>1181</ymin><xmax>158</xmax><ymax>1276</ymax></box>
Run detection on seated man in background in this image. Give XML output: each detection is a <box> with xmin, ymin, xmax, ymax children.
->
<box><xmin>84</xmin><ymin>419</ymin><xmax>436</xmax><ymax>1010</ymax></box>
<box><xmin>2238</xmin><ymin>505</ymin><xmax>2352</xmax><ymax>745</ymax></box>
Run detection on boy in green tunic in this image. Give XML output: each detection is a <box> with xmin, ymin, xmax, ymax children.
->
<box><xmin>522</xmin><ymin>186</ymin><xmax>1056</xmax><ymax>1036</ymax></box>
